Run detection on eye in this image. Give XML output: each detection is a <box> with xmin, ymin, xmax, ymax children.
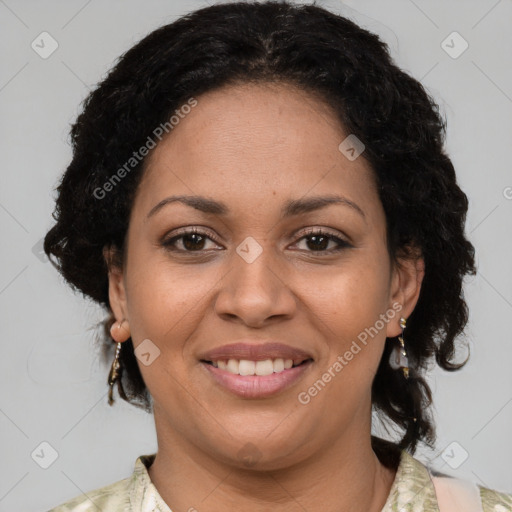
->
<box><xmin>161</xmin><ymin>227</ymin><xmax>222</xmax><ymax>252</ymax></box>
<box><xmin>292</xmin><ymin>228</ymin><xmax>351</xmax><ymax>253</ymax></box>
<box><xmin>161</xmin><ymin>227</ymin><xmax>351</xmax><ymax>254</ymax></box>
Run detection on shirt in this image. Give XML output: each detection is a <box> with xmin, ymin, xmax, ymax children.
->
<box><xmin>46</xmin><ymin>450</ymin><xmax>512</xmax><ymax>511</ymax></box>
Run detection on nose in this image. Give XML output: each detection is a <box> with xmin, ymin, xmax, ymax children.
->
<box><xmin>214</xmin><ymin>240</ymin><xmax>297</xmax><ymax>328</ymax></box>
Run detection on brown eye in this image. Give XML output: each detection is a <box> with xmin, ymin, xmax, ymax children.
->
<box><xmin>180</xmin><ymin>232</ymin><xmax>207</xmax><ymax>251</ymax></box>
<box><xmin>294</xmin><ymin>229</ymin><xmax>351</xmax><ymax>253</ymax></box>
<box><xmin>162</xmin><ymin>228</ymin><xmax>221</xmax><ymax>252</ymax></box>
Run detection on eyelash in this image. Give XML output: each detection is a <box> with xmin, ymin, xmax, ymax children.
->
<box><xmin>161</xmin><ymin>227</ymin><xmax>351</xmax><ymax>255</ymax></box>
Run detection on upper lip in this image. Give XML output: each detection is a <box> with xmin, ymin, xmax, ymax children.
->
<box><xmin>199</xmin><ymin>341</ymin><xmax>314</xmax><ymax>364</ymax></box>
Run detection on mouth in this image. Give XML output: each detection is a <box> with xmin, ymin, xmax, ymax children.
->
<box><xmin>199</xmin><ymin>358</ymin><xmax>314</xmax><ymax>399</ymax></box>
<box><xmin>197</xmin><ymin>341</ymin><xmax>314</xmax><ymax>398</ymax></box>
<box><xmin>200</xmin><ymin>357</ymin><xmax>313</xmax><ymax>376</ymax></box>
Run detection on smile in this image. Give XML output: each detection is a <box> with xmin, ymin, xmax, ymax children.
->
<box><xmin>200</xmin><ymin>358</ymin><xmax>313</xmax><ymax>398</ymax></box>
<box><xmin>202</xmin><ymin>357</ymin><xmax>311</xmax><ymax>375</ymax></box>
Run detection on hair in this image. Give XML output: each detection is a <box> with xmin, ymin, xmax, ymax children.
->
<box><xmin>44</xmin><ymin>0</ymin><xmax>476</xmax><ymax>454</ymax></box>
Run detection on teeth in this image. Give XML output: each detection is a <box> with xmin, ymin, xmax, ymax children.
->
<box><xmin>210</xmin><ymin>358</ymin><xmax>297</xmax><ymax>376</ymax></box>
<box><xmin>239</xmin><ymin>360</ymin><xmax>255</xmax><ymax>376</ymax></box>
<box><xmin>226</xmin><ymin>359</ymin><xmax>239</xmax><ymax>374</ymax></box>
<box><xmin>255</xmin><ymin>359</ymin><xmax>274</xmax><ymax>376</ymax></box>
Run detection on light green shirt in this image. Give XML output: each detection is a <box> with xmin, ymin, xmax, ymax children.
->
<box><xmin>47</xmin><ymin>450</ymin><xmax>512</xmax><ymax>511</ymax></box>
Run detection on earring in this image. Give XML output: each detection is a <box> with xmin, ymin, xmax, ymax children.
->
<box><xmin>108</xmin><ymin>321</ymin><xmax>129</xmax><ymax>405</ymax></box>
<box><xmin>108</xmin><ymin>342</ymin><xmax>122</xmax><ymax>405</ymax></box>
<box><xmin>389</xmin><ymin>316</ymin><xmax>410</xmax><ymax>379</ymax></box>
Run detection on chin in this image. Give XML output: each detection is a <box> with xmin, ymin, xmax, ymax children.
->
<box><xmin>208</xmin><ymin>436</ymin><xmax>310</xmax><ymax>473</ymax></box>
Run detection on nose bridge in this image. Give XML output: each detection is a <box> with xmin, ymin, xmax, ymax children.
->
<box><xmin>231</xmin><ymin>235</ymin><xmax>280</xmax><ymax>293</ymax></box>
<box><xmin>215</xmin><ymin>235</ymin><xmax>295</xmax><ymax>324</ymax></box>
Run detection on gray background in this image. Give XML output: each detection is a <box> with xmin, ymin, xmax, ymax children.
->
<box><xmin>0</xmin><ymin>0</ymin><xmax>511</xmax><ymax>510</ymax></box>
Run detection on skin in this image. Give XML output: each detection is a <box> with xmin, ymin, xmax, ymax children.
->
<box><xmin>107</xmin><ymin>81</ymin><xmax>425</xmax><ymax>512</ymax></box>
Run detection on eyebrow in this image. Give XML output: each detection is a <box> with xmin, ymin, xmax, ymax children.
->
<box><xmin>146</xmin><ymin>194</ymin><xmax>366</xmax><ymax>220</ymax></box>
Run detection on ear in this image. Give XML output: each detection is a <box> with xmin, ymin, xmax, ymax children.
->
<box><xmin>386</xmin><ymin>247</ymin><xmax>425</xmax><ymax>338</ymax></box>
<box><xmin>104</xmin><ymin>246</ymin><xmax>131</xmax><ymax>342</ymax></box>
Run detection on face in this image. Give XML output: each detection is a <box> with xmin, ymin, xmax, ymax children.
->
<box><xmin>108</xmin><ymin>82</ymin><xmax>423</xmax><ymax>470</ymax></box>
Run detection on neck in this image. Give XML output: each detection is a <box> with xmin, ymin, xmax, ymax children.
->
<box><xmin>147</xmin><ymin>415</ymin><xmax>398</xmax><ymax>512</ymax></box>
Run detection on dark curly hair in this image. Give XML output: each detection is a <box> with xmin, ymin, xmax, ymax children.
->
<box><xmin>44</xmin><ymin>0</ymin><xmax>476</xmax><ymax>455</ymax></box>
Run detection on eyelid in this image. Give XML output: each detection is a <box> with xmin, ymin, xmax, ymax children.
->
<box><xmin>162</xmin><ymin>226</ymin><xmax>223</xmax><ymax>247</ymax></box>
<box><xmin>294</xmin><ymin>226</ymin><xmax>351</xmax><ymax>243</ymax></box>
<box><xmin>290</xmin><ymin>228</ymin><xmax>352</xmax><ymax>253</ymax></box>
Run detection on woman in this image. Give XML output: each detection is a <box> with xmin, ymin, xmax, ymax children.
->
<box><xmin>44</xmin><ymin>1</ymin><xmax>512</xmax><ymax>510</ymax></box>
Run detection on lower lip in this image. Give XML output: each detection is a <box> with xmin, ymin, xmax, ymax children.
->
<box><xmin>201</xmin><ymin>360</ymin><xmax>313</xmax><ymax>399</ymax></box>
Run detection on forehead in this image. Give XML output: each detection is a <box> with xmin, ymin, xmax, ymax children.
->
<box><xmin>133</xmin><ymin>81</ymin><xmax>379</xmax><ymax>221</ymax></box>
<box><xmin>148</xmin><ymin>81</ymin><xmax>346</xmax><ymax>168</ymax></box>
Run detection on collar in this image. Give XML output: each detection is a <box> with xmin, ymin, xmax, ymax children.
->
<box><xmin>380</xmin><ymin>449</ymin><xmax>440</xmax><ymax>511</ymax></box>
<box><xmin>129</xmin><ymin>454</ymin><xmax>172</xmax><ymax>512</ymax></box>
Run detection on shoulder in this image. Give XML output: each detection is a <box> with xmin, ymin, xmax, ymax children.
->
<box><xmin>383</xmin><ymin>447</ymin><xmax>512</xmax><ymax>512</ymax></box>
<box><xmin>46</xmin><ymin>476</ymin><xmax>132</xmax><ymax>511</ymax></box>
<box><xmin>404</xmin><ymin>450</ymin><xmax>512</xmax><ymax>512</ymax></box>
<box><xmin>46</xmin><ymin>453</ymin><xmax>161</xmax><ymax>512</ymax></box>
<box><xmin>479</xmin><ymin>485</ymin><xmax>512</xmax><ymax>512</ymax></box>
<box><xmin>428</xmin><ymin>459</ymin><xmax>512</xmax><ymax>511</ymax></box>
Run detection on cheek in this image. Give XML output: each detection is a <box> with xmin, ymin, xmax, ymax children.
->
<box><xmin>123</xmin><ymin>242</ymin><xmax>222</xmax><ymax>342</ymax></box>
<box><xmin>308</xmin><ymin>248</ymin><xmax>391</xmax><ymax>328</ymax></box>
<box><xmin>292</xmin><ymin>257</ymin><xmax>393</xmax><ymax>439</ymax></box>
<box><xmin>121</xmin><ymin>255</ymin><xmax>214</xmax><ymax>403</ymax></box>
<box><xmin>308</xmin><ymin>247</ymin><xmax>392</xmax><ymax>376</ymax></box>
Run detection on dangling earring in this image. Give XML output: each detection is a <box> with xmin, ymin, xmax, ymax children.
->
<box><xmin>389</xmin><ymin>316</ymin><xmax>410</xmax><ymax>379</ymax></box>
<box><xmin>108</xmin><ymin>341</ymin><xmax>122</xmax><ymax>405</ymax></box>
<box><xmin>108</xmin><ymin>322</ymin><xmax>128</xmax><ymax>405</ymax></box>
